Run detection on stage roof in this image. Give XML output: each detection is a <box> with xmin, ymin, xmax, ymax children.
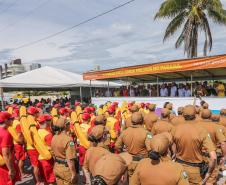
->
<box><xmin>83</xmin><ymin>54</ymin><xmax>226</xmax><ymax>82</ymax></box>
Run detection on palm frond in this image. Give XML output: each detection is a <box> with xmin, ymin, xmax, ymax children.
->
<box><xmin>175</xmin><ymin>19</ymin><xmax>190</xmax><ymax>48</ymax></box>
<box><xmin>163</xmin><ymin>11</ymin><xmax>188</xmax><ymax>41</ymax></box>
<box><xmin>207</xmin><ymin>8</ymin><xmax>226</xmax><ymax>24</ymax></box>
<box><xmin>155</xmin><ymin>0</ymin><xmax>189</xmax><ymax>19</ymax></box>
<box><xmin>200</xmin><ymin>12</ymin><xmax>212</xmax><ymax>55</ymax></box>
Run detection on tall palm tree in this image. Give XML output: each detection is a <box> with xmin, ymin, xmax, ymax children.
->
<box><xmin>155</xmin><ymin>0</ymin><xmax>226</xmax><ymax>58</ymax></box>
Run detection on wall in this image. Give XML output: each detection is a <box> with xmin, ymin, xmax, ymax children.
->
<box><xmin>92</xmin><ymin>97</ymin><xmax>225</xmax><ymax>114</ymax></box>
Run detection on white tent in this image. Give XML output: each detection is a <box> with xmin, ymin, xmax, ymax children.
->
<box><xmin>0</xmin><ymin>66</ymin><xmax>121</xmax><ymax>88</ymax></box>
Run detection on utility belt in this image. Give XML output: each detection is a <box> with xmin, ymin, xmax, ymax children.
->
<box><xmin>132</xmin><ymin>155</ymin><xmax>144</xmax><ymax>162</ymax></box>
<box><xmin>91</xmin><ymin>175</ymin><xmax>107</xmax><ymax>185</ymax></box>
<box><xmin>176</xmin><ymin>158</ymin><xmax>208</xmax><ymax>177</ymax></box>
<box><xmin>202</xmin><ymin>152</ymin><xmax>223</xmax><ymax>164</ymax></box>
<box><xmin>54</xmin><ymin>157</ymin><xmax>68</xmax><ymax>167</ymax></box>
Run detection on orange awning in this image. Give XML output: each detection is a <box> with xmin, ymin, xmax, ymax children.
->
<box><xmin>83</xmin><ymin>54</ymin><xmax>226</xmax><ymax>82</ymax></box>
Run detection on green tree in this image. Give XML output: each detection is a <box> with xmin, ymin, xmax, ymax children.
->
<box><xmin>155</xmin><ymin>0</ymin><xmax>226</xmax><ymax>58</ymax></box>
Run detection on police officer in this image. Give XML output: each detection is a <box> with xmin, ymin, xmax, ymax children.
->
<box><xmin>198</xmin><ymin>109</ymin><xmax>226</xmax><ymax>184</ymax></box>
<box><xmin>83</xmin><ymin>125</ymin><xmax>110</xmax><ymax>184</ymax></box>
<box><xmin>171</xmin><ymin>107</ymin><xmax>185</xmax><ymax>127</ymax></box>
<box><xmin>151</xmin><ymin>108</ymin><xmax>174</xmax><ymax>135</ymax></box>
<box><xmin>51</xmin><ymin>117</ymin><xmax>77</xmax><ymax>185</ymax></box>
<box><xmin>92</xmin><ymin>152</ymin><xmax>132</xmax><ymax>185</ymax></box>
<box><xmin>212</xmin><ymin>114</ymin><xmax>226</xmax><ymax>137</ymax></box>
<box><xmin>115</xmin><ymin>112</ymin><xmax>152</xmax><ymax>180</ymax></box>
<box><xmin>88</xmin><ymin>114</ymin><xmax>107</xmax><ymax>134</ymax></box>
<box><xmin>165</xmin><ymin>102</ymin><xmax>176</xmax><ymax>120</ymax></box>
<box><xmin>131</xmin><ymin>133</ymin><xmax>189</xmax><ymax>185</ymax></box>
<box><xmin>172</xmin><ymin>105</ymin><xmax>217</xmax><ymax>185</ymax></box>
<box><xmin>220</xmin><ymin>109</ymin><xmax>226</xmax><ymax>127</ymax></box>
<box><xmin>212</xmin><ymin>114</ymin><xmax>226</xmax><ymax>172</ymax></box>
<box><xmin>123</xmin><ymin>104</ymin><xmax>139</xmax><ymax>130</ymax></box>
<box><xmin>143</xmin><ymin>104</ymin><xmax>158</xmax><ymax>132</ymax></box>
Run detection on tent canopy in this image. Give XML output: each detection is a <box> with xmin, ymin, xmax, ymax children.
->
<box><xmin>0</xmin><ymin>66</ymin><xmax>121</xmax><ymax>89</ymax></box>
<box><xmin>83</xmin><ymin>54</ymin><xmax>226</xmax><ymax>82</ymax></box>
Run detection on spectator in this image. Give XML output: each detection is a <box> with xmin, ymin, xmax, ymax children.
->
<box><xmin>178</xmin><ymin>84</ymin><xmax>185</xmax><ymax>97</ymax></box>
<box><xmin>129</xmin><ymin>86</ymin><xmax>135</xmax><ymax>97</ymax></box>
<box><xmin>113</xmin><ymin>88</ymin><xmax>120</xmax><ymax>97</ymax></box>
<box><xmin>184</xmin><ymin>85</ymin><xmax>191</xmax><ymax>97</ymax></box>
<box><xmin>152</xmin><ymin>85</ymin><xmax>157</xmax><ymax>97</ymax></box>
<box><xmin>147</xmin><ymin>84</ymin><xmax>152</xmax><ymax>97</ymax></box>
<box><xmin>122</xmin><ymin>87</ymin><xmax>129</xmax><ymax>97</ymax></box>
<box><xmin>170</xmin><ymin>82</ymin><xmax>177</xmax><ymax>97</ymax></box>
<box><xmin>216</xmin><ymin>81</ymin><xmax>225</xmax><ymax>97</ymax></box>
<box><xmin>160</xmin><ymin>84</ymin><xmax>168</xmax><ymax>97</ymax></box>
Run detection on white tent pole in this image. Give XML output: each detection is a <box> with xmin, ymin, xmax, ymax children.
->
<box><xmin>191</xmin><ymin>74</ymin><xmax>193</xmax><ymax>97</ymax></box>
<box><xmin>80</xmin><ymin>87</ymin><xmax>83</xmax><ymax>103</ymax></box>
<box><xmin>107</xmin><ymin>81</ymin><xmax>110</xmax><ymax>97</ymax></box>
<box><xmin>0</xmin><ymin>88</ymin><xmax>4</xmax><ymax>111</ymax></box>
<box><xmin>90</xmin><ymin>80</ymin><xmax>92</xmax><ymax>98</ymax></box>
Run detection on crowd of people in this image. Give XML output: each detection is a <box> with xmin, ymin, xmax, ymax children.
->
<box><xmin>0</xmin><ymin>98</ymin><xmax>226</xmax><ymax>185</ymax></box>
<box><xmin>95</xmin><ymin>81</ymin><xmax>226</xmax><ymax>97</ymax></box>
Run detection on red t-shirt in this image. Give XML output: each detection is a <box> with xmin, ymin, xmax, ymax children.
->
<box><xmin>0</xmin><ymin>127</ymin><xmax>13</xmax><ymax>155</ymax></box>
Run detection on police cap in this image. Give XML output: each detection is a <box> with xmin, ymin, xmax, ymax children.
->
<box><xmin>131</xmin><ymin>112</ymin><xmax>143</xmax><ymax>125</ymax></box>
<box><xmin>130</xmin><ymin>105</ymin><xmax>139</xmax><ymax>113</ymax></box>
<box><xmin>201</xmin><ymin>109</ymin><xmax>212</xmax><ymax>119</ymax></box>
<box><xmin>183</xmin><ymin>105</ymin><xmax>196</xmax><ymax>116</ymax></box>
<box><xmin>148</xmin><ymin>104</ymin><xmax>156</xmax><ymax>111</ymax></box>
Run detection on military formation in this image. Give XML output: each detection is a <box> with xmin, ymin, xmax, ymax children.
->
<box><xmin>0</xmin><ymin>100</ymin><xmax>226</xmax><ymax>185</ymax></box>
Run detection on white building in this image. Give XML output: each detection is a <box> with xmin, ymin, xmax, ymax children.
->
<box><xmin>30</xmin><ymin>63</ymin><xmax>41</xmax><ymax>71</ymax></box>
<box><xmin>1</xmin><ymin>59</ymin><xmax>26</xmax><ymax>79</ymax></box>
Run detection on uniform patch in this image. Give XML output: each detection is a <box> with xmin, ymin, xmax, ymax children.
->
<box><xmin>69</xmin><ymin>141</ymin><xmax>75</xmax><ymax>147</ymax></box>
<box><xmin>219</xmin><ymin>129</ymin><xmax>222</xmax><ymax>133</ymax></box>
<box><xmin>182</xmin><ymin>171</ymin><xmax>188</xmax><ymax>179</ymax></box>
<box><xmin>147</xmin><ymin>133</ymin><xmax>152</xmax><ymax>139</ymax></box>
<box><xmin>207</xmin><ymin>134</ymin><xmax>211</xmax><ymax>138</ymax></box>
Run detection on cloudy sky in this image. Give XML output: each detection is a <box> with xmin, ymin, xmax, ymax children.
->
<box><xmin>0</xmin><ymin>0</ymin><xmax>226</xmax><ymax>73</ymax></box>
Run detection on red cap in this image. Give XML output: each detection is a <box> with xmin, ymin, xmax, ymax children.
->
<box><xmin>0</xmin><ymin>112</ymin><xmax>13</xmax><ymax>124</ymax></box>
<box><xmin>36</xmin><ymin>102</ymin><xmax>44</xmax><ymax>107</ymax></box>
<box><xmin>66</xmin><ymin>107</ymin><xmax>72</xmax><ymax>113</ymax></box>
<box><xmin>112</xmin><ymin>102</ymin><xmax>119</xmax><ymax>106</ymax></box>
<box><xmin>65</xmin><ymin>102</ymin><xmax>70</xmax><ymax>106</ymax></box>
<box><xmin>84</xmin><ymin>107</ymin><xmax>91</xmax><ymax>113</ymax></box>
<box><xmin>128</xmin><ymin>102</ymin><xmax>133</xmax><ymax>108</ymax></box>
<box><xmin>74</xmin><ymin>102</ymin><xmax>81</xmax><ymax>106</ymax></box>
<box><xmin>12</xmin><ymin>109</ymin><xmax>20</xmax><ymax>118</ymax></box>
<box><xmin>38</xmin><ymin>114</ymin><xmax>52</xmax><ymax>124</ymax></box>
<box><xmin>59</xmin><ymin>108</ymin><xmax>69</xmax><ymax>115</ymax></box>
<box><xmin>5</xmin><ymin>105</ymin><xmax>10</xmax><ymax>110</ymax></box>
<box><xmin>108</xmin><ymin>107</ymin><xmax>115</xmax><ymax>114</ymax></box>
<box><xmin>27</xmin><ymin>106</ymin><xmax>39</xmax><ymax>115</ymax></box>
<box><xmin>140</xmin><ymin>103</ymin><xmax>145</xmax><ymax>108</ymax></box>
<box><xmin>145</xmin><ymin>103</ymin><xmax>150</xmax><ymax>108</ymax></box>
<box><xmin>44</xmin><ymin>114</ymin><xmax>52</xmax><ymax>121</ymax></box>
<box><xmin>82</xmin><ymin>113</ymin><xmax>91</xmax><ymax>121</ymax></box>
<box><xmin>89</xmin><ymin>107</ymin><xmax>95</xmax><ymax>112</ymax></box>
<box><xmin>53</xmin><ymin>103</ymin><xmax>61</xmax><ymax>108</ymax></box>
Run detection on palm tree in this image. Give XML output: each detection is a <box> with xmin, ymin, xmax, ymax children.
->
<box><xmin>155</xmin><ymin>0</ymin><xmax>226</xmax><ymax>58</ymax></box>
